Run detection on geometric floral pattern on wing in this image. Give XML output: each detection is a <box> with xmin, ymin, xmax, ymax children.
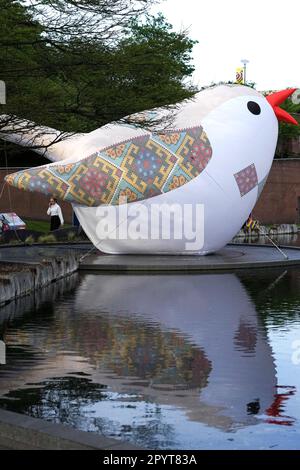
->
<box><xmin>118</xmin><ymin>187</ymin><xmax>139</xmax><ymax>204</ymax></box>
<box><xmin>154</xmin><ymin>131</ymin><xmax>185</xmax><ymax>154</ymax></box>
<box><xmin>55</xmin><ymin>163</ymin><xmax>75</xmax><ymax>175</ymax></box>
<box><xmin>111</xmin><ymin>179</ymin><xmax>143</xmax><ymax>205</ymax></box>
<box><xmin>234</xmin><ymin>163</ymin><xmax>258</xmax><ymax>197</ymax></box>
<box><xmin>104</xmin><ymin>143</ymin><xmax>127</xmax><ymax>160</ymax></box>
<box><xmin>38</xmin><ymin>169</ymin><xmax>70</xmax><ymax>199</ymax></box>
<box><xmin>5</xmin><ymin>125</ymin><xmax>214</xmax><ymax>207</ymax></box>
<box><xmin>157</xmin><ymin>132</ymin><xmax>181</xmax><ymax>146</ymax></box>
<box><xmin>121</xmin><ymin>136</ymin><xmax>177</xmax><ymax>196</ymax></box>
<box><xmin>67</xmin><ymin>155</ymin><xmax>122</xmax><ymax>205</ymax></box>
<box><xmin>4</xmin><ymin>173</ymin><xmax>15</xmax><ymax>187</ymax></box>
<box><xmin>176</xmin><ymin>127</ymin><xmax>212</xmax><ymax>178</ymax></box>
<box><xmin>7</xmin><ymin>167</ymin><xmax>69</xmax><ymax>199</ymax></box>
<box><xmin>81</xmin><ymin>167</ymin><xmax>109</xmax><ymax>199</ymax></box>
<box><xmin>168</xmin><ymin>174</ymin><xmax>188</xmax><ymax>191</ymax></box>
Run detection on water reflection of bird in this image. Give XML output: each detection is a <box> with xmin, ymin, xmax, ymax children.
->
<box><xmin>1</xmin><ymin>272</ymin><xmax>296</xmax><ymax>432</ymax></box>
<box><xmin>3</xmin><ymin>86</ymin><xmax>298</xmax><ymax>254</ymax></box>
<box><xmin>75</xmin><ymin>273</ymin><xmax>278</xmax><ymax>430</ymax></box>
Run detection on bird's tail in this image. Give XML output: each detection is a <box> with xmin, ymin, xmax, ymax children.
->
<box><xmin>0</xmin><ymin>114</ymin><xmax>84</xmax><ymax>162</ymax></box>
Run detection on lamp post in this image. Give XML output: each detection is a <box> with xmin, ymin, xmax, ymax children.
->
<box><xmin>241</xmin><ymin>59</ymin><xmax>249</xmax><ymax>85</ymax></box>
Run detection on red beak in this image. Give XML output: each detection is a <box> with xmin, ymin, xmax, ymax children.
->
<box><xmin>266</xmin><ymin>88</ymin><xmax>298</xmax><ymax>125</ymax></box>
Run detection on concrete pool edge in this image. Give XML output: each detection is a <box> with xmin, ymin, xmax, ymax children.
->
<box><xmin>0</xmin><ymin>408</ymin><xmax>141</xmax><ymax>450</ymax></box>
<box><xmin>1</xmin><ymin>242</ymin><xmax>300</xmax><ymax>274</ymax></box>
<box><xmin>78</xmin><ymin>244</ymin><xmax>300</xmax><ymax>273</ymax></box>
<box><xmin>0</xmin><ymin>254</ymin><xmax>79</xmax><ymax>306</ymax></box>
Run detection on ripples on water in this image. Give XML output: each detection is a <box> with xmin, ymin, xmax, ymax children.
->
<box><xmin>0</xmin><ymin>268</ymin><xmax>300</xmax><ymax>449</ymax></box>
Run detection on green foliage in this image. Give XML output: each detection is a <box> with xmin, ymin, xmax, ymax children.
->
<box><xmin>24</xmin><ymin>219</ymin><xmax>51</xmax><ymax>232</ymax></box>
<box><xmin>24</xmin><ymin>235</ymin><xmax>35</xmax><ymax>245</ymax></box>
<box><xmin>0</xmin><ymin>0</ymin><xmax>49</xmax><ymax>122</ymax></box>
<box><xmin>8</xmin><ymin>239</ymin><xmax>21</xmax><ymax>245</ymax></box>
<box><xmin>278</xmin><ymin>100</ymin><xmax>300</xmax><ymax>139</ymax></box>
<box><xmin>276</xmin><ymin>98</ymin><xmax>300</xmax><ymax>157</ymax></box>
<box><xmin>0</xmin><ymin>1</ymin><xmax>197</xmax><ymax>135</ymax></box>
<box><xmin>67</xmin><ymin>231</ymin><xmax>76</xmax><ymax>241</ymax></box>
<box><xmin>37</xmin><ymin>233</ymin><xmax>57</xmax><ymax>243</ymax></box>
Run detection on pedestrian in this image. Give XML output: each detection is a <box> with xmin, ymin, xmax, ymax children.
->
<box><xmin>47</xmin><ymin>197</ymin><xmax>64</xmax><ymax>231</ymax></box>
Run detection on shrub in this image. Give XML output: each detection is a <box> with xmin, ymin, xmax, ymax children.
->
<box><xmin>67</xmin><ymin>231</ymin><xmax>76</xmax><ymax>241</ymax></box>
<box><xmin>37</xmin><ymin>234</ymin><xmax>57</xmax><ymax>244</ymax></box>
<box><xmin>25</xmin><ymin>235</ymin><xmax>35</xmax><ymax>245</ymax></box>
<box><xmin>8</xmin><ymin>239</ymin><xmax>21</xmax><ymax>245</ymax></box>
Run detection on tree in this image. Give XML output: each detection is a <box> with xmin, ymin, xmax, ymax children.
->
<box><xmin>51</xmin><ymin>15</ymin><xmax>197</xmax><ymax>131</ymax></box>
<box><xmin>0</xmin><ymin>1</ymin><xmax>197</xmax><ymax>144</ymax></box>
<box><xmin>276</xmin><ymin>99</ymin><xmax>300</xmax><ymax>158</ymax></box>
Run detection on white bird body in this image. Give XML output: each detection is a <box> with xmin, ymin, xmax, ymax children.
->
<box><xmin>74</xmin><ymin>85</ymin><xmax>277</xmax><ymax>254</ymax></box>
<box><xmin>4</xmin><ymin>84</ymin><xmax>296</xmax><ymax>254</ymax></box>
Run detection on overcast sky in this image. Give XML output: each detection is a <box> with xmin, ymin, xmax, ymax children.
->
<box><xmin>151</xmin><ymin>0</ymin><xmax>299</xmax><ymax>91</ymax></box>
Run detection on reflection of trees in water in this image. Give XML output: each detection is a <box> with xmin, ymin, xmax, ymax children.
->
<box><xmin>0</xmin><ymin>273</ymin><xmax>80</xmax><ymax>334</ymax></box>
<box><xmin>0</xmin><ymin>376</ymin><xmax>175</xmax><ymax>449</ymax></box>
<box><xmin>0</xmin><ymin>274</ymin><xmax>81</xmax><ymax>379</ymax></box>
<box><xmin>238</xmin><ymin>268</ymin><xmax>300</xmax><ymax>326</ymax></box>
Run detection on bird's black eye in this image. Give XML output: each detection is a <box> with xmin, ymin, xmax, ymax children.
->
<box><xmin>247</xmin><ymin>101</ymin><xmax>261</xmax><ymax>115</ymax></box>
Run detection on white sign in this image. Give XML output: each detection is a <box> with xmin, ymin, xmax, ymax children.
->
<box><xmin>0</xmin><ymin>212</ymin><xmax>26</xmax><ymax>230</ymax></box>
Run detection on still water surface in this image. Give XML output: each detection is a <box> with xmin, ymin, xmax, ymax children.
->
<box><xmin>0</xmin><ymin>268</ymin><xmax>300</xmax><ymax>449</ymax></box>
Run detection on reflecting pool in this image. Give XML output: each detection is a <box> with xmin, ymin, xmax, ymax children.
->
<box><xmin>0</xmin><ymin>268</ymin><xmax>300</xmax><ymax>449</ymax></box>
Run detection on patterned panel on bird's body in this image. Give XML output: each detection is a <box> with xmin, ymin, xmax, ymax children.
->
<box><xmin>234</xmin><ymin>163</ymin><xmax>258</xmax><ymax>197</ymax></box>
<box><xmin>5</xmin><ymin>126</ymin><xmax>212</xmax><ymax>207</ymax></box>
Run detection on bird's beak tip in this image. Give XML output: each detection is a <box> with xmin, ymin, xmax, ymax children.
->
<box><xmin>266</xmin><ymin>88</ymin><xmax>299</xmax><ymax>126</ymax></box>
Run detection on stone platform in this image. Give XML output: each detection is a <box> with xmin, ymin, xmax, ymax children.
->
<box><xmin>79</xmin><ymin>244</ymin><xmax>300</xmax><ymax>273</ymax></box>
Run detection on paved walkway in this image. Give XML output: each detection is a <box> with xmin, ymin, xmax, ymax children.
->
<box><xmin>0</xmin><ymin>243</ymin><xmax>90</xmax><ymax>264</ymax></box>
<box><xmin>1</xmin><ymin>242</ymin><xmax>300</xmax><ymax>273</ymax></box>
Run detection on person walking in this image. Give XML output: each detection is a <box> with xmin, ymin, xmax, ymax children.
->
<box><xmin>47</xmin><ymin>197</ymin><xmax>64</xmax><ymax>231</ymax></box>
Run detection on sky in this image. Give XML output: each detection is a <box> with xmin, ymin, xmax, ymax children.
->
<box><xmin>151</xmin><ymin>0</ymin><xmax>299</xmax><ymax>91</ymax></box>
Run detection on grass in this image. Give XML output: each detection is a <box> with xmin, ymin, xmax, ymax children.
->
<box><xmin>24</xmin><ymin>219</ymin><xmax>50</xmax><ymax>233</ymax></box>
<box><xmin>24</xmin><ymin>219</ymin><xmax>71</xmax><ymax>233</ymax></box>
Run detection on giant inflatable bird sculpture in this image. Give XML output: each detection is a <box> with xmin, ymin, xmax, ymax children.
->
<box><xmin>2</xmin><ymin>85</ymin><xmax>298</xmax><ymax>254</ymax></box>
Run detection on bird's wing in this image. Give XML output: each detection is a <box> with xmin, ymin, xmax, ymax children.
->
<box><xmin>5</xmin><ymin>125</ymin><xmax>212</xmax><ymax>206</ymax></box>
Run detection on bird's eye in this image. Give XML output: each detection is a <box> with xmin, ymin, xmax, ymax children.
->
<box><xmin>247</xmin><ymin>101</ymin><xmax>261</xmax><ymax>115</ymax></box>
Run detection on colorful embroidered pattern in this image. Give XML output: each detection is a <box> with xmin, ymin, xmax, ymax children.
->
<box><xmin>6</xmin><ymin>126</ymin><xmax>212</xmax><ymax>207</ymax></box>
<box><xmin>234</xmin><ymin>163</ymin><xmax>258</xmax><ymax>197</ymax></box>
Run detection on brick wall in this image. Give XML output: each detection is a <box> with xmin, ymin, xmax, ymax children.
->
<box><xmin>253</xmin><ymin>159</ymin><xmax>300</xmax><ymax>224</ymax></box>
<box><xmin>1</xmin><ymin>161</ymin><xmax>300</xmax><ymax>225</ymax></box>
